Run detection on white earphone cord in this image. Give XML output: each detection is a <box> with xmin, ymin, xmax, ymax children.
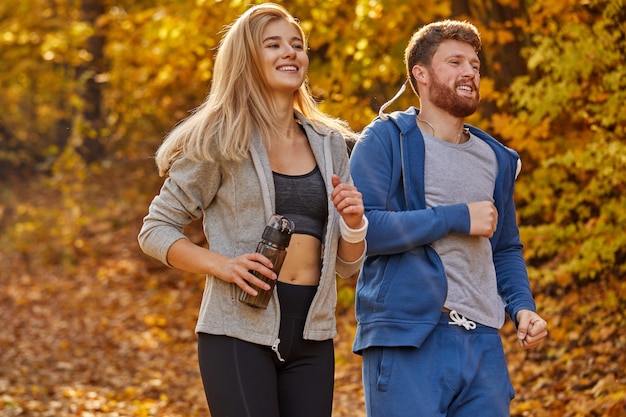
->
<box><xmin>378</xmin><ymin>79</ymin><xmax>409</xmax><ymax>120</ymax></box>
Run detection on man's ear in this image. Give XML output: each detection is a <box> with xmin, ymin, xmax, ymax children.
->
<box><xmin>412</xmin><ymin>65</ymin><xmax>427</xmax><ymax>84</ymax></box>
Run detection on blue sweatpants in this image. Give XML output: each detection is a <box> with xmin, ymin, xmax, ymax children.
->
<box><xmin>362</xmin><ymin>312</ymin><xmax>515</xmax><ymax>417</ymax></box>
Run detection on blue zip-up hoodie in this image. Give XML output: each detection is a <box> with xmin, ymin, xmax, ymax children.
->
<box><xmin>350</xmin><ymin>107</ymin><xmax>536</xmax><ymax>354</ymax></box>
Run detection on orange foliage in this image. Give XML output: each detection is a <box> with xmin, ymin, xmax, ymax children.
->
<box><xmin>2</xmin><ymin>0</ymin><xmax>626</xmax><ymax>415</ymax></box>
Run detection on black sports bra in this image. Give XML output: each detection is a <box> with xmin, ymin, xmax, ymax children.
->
<box><xmin>273</xmin><ymin>166</ymin><xmax>327</xmax><ymax>241</ymax></box>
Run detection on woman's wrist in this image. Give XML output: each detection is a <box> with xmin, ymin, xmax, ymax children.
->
<box><xmin>339</xmin><ymin>216</ymin><xmax>368</xmax><ymax>244</ymax></box>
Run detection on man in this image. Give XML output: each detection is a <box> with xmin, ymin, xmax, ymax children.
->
<box><xmin>350</xmin><ymin>20</ymin><xmax>548</xmax><ymax>417</ymax></box>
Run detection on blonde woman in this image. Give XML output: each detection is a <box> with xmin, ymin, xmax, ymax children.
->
<box><xmin>138</xmin><ymin>3</ymin><xmax>366</xmax><ymax>417</ymax></box>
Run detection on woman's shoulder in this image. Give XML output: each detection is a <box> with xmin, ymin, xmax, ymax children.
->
<box><xmin>296</xmin><ymin>112</ymin><xmax>355</xmax><ymax>140</ymax></box>
<box><xmin>165</xmin><ymin>152</ymin><xmax>225</xmax><ymax>189</ymax></box>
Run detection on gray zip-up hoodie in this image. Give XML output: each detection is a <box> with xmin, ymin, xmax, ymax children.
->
<box><xmin>138</xmin><ymin>112</ymin><xmax>365</xmax><ymax>348</ymax></box>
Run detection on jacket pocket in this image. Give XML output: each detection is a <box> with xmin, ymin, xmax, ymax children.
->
<box><xmin>374</xmin><ymin>255</ymin><xmax>400</xmax><ymax>304</ymax></box>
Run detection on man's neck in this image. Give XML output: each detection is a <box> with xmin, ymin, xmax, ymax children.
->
<box><xmin>416</xmin><ymin>109</ymin><xmax>467</xmax><ymax>144</ymax></box>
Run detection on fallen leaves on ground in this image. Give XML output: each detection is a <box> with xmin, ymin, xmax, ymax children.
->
<box><xmin>1</xmin><ymin>173</ymin><xmax>625</xmax><ymax>417</ymax></box>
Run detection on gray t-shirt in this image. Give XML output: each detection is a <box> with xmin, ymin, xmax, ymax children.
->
<box><xmin>423</xmin><ymin>132</ymin><xmax>505</xmax><ymax>329</ymax></box>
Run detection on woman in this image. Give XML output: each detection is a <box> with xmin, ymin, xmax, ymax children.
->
<box><xmin>137</xmin><ymin>4</ymin><xmax>367</xmax><ymax>417</ymax></box>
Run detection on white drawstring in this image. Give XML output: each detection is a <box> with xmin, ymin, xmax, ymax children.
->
<box><xmin>271</xmin><ymin>338</ymin><xmax>285</xmax><ymax>362</ymax></box>
<box><xmin>378</xmin><ymin>79</ymin><xmax>409</xmax><ymax>120</ymax></box>
<box><xmin>448</xmin><ymin>310</ymin><xmax>477</xmax><ymax>330</ymax></box>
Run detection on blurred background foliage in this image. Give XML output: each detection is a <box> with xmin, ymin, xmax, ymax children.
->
<box><xmin>2</xmin><ymin>0</ymin><xmax>624</xmax><ymax>291</ymax></box>
<box><xmin>2</xmin><ymin>0</ymin><xmax>626</xmax><ymax>415</ymax></box>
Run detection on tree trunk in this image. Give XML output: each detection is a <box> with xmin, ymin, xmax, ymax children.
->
<box><xmin>450</xmin><ymin>0</ymin><xmax>528</xmax><ymax>118</ymax></box>
<box><xmin>76</xmin><ymin>0</ymin><xmax>106</xmax><ymax>163</ymax></box>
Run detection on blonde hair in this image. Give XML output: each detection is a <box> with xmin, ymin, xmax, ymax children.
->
<box><xmin>155</xmin><ymin>3</ymin><xmax>355</xmax><ymax>176</ymax></box>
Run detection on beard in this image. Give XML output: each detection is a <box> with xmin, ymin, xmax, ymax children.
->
<box><xmin>428</xmin><ymin>69</ymin><xmax>480</xmax><ymax>118</ymax></box>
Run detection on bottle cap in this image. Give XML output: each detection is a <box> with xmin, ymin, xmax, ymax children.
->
<box><xmin>262</xmin><ymin>215</ymin><xmax>295</xmax><ymax>247</ymax></box>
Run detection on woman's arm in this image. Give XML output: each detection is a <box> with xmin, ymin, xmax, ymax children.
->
<box><xmin>166</xmin><ymin>238</ymin><xmax>276</xmax><ymax>296</ymax></box>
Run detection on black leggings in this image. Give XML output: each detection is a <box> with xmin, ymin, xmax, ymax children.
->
<box><xmin>197</xmin><ymin>281</ymin><xmax>335</xmax><ymax>417</ymax></box>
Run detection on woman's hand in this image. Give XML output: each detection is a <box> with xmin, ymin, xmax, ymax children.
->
<box><xmin>213</xmin><ymin>252</ymin><xmax>278</xmax><ymax>296</ymax></box>
<box><xmin>331</xmin><ymin>174</ymin><xmax>365</xmax><ymax>229</ymax></box>
<box><xmin>166</xmin><ymin>239</ymin><xmax>276</xmax><ymax>296</ymax></box>
<box><xmin>331</xmin><ymin>174</ymin><xmax>366</xmax><ymax>266</ymax></box>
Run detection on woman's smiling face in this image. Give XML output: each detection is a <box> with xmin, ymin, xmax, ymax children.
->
<box><xmin>260</xmin><ymin>18</ymin><xmax>309</xmax><ymax>95</ymax></box>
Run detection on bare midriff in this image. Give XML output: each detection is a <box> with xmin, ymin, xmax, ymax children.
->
<box><xmin>277</xmin><ymin>234</ymin><xmax>322</xmax><ymax>286</ymax></box>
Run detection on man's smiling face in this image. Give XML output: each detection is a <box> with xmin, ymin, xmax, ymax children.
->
<box><xmin>427</xmin><ymin>39</ymin><xmax>481</xmax><ymax>118</ymax></box>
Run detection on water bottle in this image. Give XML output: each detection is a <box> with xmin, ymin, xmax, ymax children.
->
<box><xmin>239</xmin><ymin>214</ymin><xmax>295</xmax><ymax>308</ymax></box>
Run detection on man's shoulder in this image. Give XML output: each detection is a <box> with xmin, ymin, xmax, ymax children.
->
<box><xmin>369</xmin><ymin>107</ymin><xmax>419</xmax><ymax>133</ymax></box>
<box><xmin>469</xmin><ymin>127</ymin><xmax>519</xmax><ymax>158</ymax></box>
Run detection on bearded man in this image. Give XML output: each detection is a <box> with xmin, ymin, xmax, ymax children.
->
<box><xmin>349</xmin><ymin>20</ymin><xmax>548</xmax><ymax>417</ymax></box>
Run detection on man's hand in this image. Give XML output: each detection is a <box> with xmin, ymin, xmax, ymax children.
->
<box><xmin>516</xmin><ymin>309</ymin><xmax>548</xmax><ymax>349</ymax></box>
<box><xmin>467</xmin><ymin>201</ymin><xmax>498</xmax><ymax>238</ymax></box>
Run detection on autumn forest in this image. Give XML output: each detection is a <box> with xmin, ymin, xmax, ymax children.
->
<box><xmin>1</xmin><ymin>0</ymin><xmax>625</xmax><ymax>416</ymax></box>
